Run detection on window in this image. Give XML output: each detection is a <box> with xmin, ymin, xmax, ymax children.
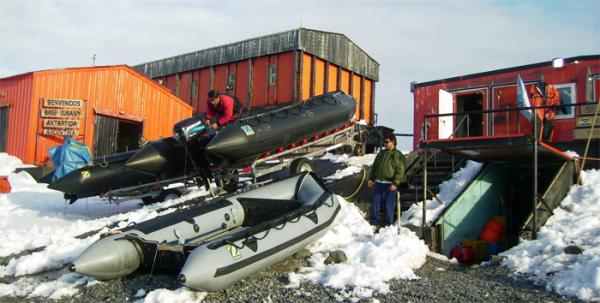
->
<box><xmin>191</xmin><ymin>80</ymin><xmax>198</xmax><ymax>98</ymax></box>
<box><xmin>227</xmin><ymin>73</ymin><xmax>235</xmax><ymax>91</ymax></box>
<box><xmin>554</xmin><ymin>83</ymin><xmax>576</xmax><ymax>119</ymax></box>
<box><xmin>175</xmin><ymin>74</ymin><xmax>180</xmax><ymax>97</ymax></box>
<box><xmin>268</xmin><ymin>64</ymin><xmax>277</xmax><ymax>86</ymax></box>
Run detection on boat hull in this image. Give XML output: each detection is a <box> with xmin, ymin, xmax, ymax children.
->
<box><xmin>178</xmin><ymin>172</ymin><xmax>340</xmax><ymax>291</ymax></box>
<box><xmin>70</xmin><ymin>197</ymin><xmax>245</xmax><ymax>279</ymax></box>
<box><xmin>70</xmin><ymin>172</ymin><xmax>340</xmax><ymax>290</ymax></box>
<box><xmin>47</xmin><ymin>150</ymin><xmax>156</xmax><ymax>199</ymax></box>
<box><xmin>205</xmin><ymin>91</ymin><xmax>356</xmax><ymax>167</ymax></box>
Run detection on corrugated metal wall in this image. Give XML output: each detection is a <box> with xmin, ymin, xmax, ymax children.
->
<box><xmin>0</xmin><ymin>66</ymin><xmax>192</xmax><ymax>164</ymax></box>
<box><xmin>0</xmin><ymin>74</ymin><xmax>35</xmax><ymax>162</ymax></box>
<box><xmin>134</xmin><ymin>28</ymin><xmax>378</xmax><ymax>123</ymax></box>
<box><xmin>156</xmin><ymin>50</ymin><xmax>376</xmax><ymax>123</ymax></box>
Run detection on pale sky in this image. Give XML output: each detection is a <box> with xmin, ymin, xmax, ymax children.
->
<box><xmin>1</xmin><ymin>0</ymin><xmax>599</xmax><ymax>149</ymax></box>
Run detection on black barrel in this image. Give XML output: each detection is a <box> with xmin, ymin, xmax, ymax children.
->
<box><xmin>205</xmin><ymin>91</ymin><xmax>356</xmax><ymax>167</ymax></box>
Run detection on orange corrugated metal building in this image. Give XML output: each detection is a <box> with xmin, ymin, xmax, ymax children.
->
<box><xmin>0</xmin><ymin>65</ymin><xmax>192</xmax><ymax>165</ymax></box>
<box><xmin>134</xmin><ymin>28</ymin><xmax>379</xmax><ymax>123</ymax></box>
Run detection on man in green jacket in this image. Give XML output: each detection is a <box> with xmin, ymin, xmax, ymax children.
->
<box><xmin>368</xmin><ymin>134</ymin><xmax>406</xmax><ymax>227</ymax></box>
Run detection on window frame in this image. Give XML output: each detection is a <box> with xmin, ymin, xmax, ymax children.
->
<box><xmin>553</xmin><ymin>83</ymin><xmax>576</xmax><ymax>120</ymax></box>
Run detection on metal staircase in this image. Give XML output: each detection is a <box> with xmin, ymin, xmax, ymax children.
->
<box><xmin>400</xmin><ymin>150</ymin><xmax>467</xmax><ymax>211</ymax></box>
<box><xmin>519</xmin><ymin>160</ymin><xmax>577</xmax><ymax>240</ymax></box>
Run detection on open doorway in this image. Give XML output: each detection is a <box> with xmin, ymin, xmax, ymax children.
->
<box><xmin>436</xmin><ymin>160</ymin><xmax>570</xmax><ymax>257</ymax></box>
<box><xmin>0</xmin><ymin>106</ymin><xmax>8</xmax><ymax>152</ymax></box>
<box><xmin>93</xmin><ymin>114</ymin><xmax>143</xmax><ymax>157</ymax></box>
<box><xmin>456</xmin><ymin>92</ymin><xmax>484</xmax><ymax>137</ymax></box>
<box><xmin>117</xmin><ymin>120</ymin><xmax>143</xmax><ymax>153</ymax></box>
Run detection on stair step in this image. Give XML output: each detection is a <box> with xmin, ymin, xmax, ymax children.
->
<box><xmin>413</xmin><ymin>170</ymin><xmax>451</xmax><ymax>179</ymax></box>
<box><xmin>402</xmin><ymin>185</ymin><xmax>440</xmax><ymax>193</ymax></box>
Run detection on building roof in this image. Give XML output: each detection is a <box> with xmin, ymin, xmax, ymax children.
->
<box><xmin>0</xmin><ymin>65</ymin><xmax>192</xmax><ymax>110</ymax></box>
<box><xmin>133</xmin><ymin>28</ymin><xmax>380</xmax><ymax>81</ymax></box>
<box><xmin>412</xmin><ymin>54</ymin><xmax>600</xmax><ymax>89</ymax></box>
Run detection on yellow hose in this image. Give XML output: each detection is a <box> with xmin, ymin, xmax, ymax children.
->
<box><xmin>342</xmin><ymin>166</ymin><xmax>368</xmax><ymax>200</ymax></box>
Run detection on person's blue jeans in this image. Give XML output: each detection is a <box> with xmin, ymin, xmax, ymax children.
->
<box><xmin>370</xmin><ymin>182</ymin><xmax>397</xmax><ymax>226</ymax></box>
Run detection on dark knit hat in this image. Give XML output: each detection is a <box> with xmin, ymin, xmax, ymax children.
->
<box><xmin>207</xmin><ymin>90</ymin><xmax>220</xmax><ymax>99</ymax></box>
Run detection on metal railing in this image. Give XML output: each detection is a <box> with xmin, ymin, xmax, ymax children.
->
<box><xmin>421</xmin><ymin>102</ymin><xmax>597</xmax><ymax>141</ymax></box>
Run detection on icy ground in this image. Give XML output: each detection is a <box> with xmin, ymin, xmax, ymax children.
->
<box><xmin>0</xmin><ymin>152</ymin><xmax>599</xmax><ymax>302</ymax></box>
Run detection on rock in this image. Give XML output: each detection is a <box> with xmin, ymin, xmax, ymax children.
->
<box><xmin>324</xmin><ymin>250</ymin><xmax>347</xmax><ymax>265</ymax></box>
<box><xmin>490</xmin><ymin>255</ymin><xmax>507</xmax><ymax>266</ymax></box>
<box><xmin>293</xmin><ymin>249</ymin><xmax>312</xmax><ymax>260</ymax></box>
<box><xmin>564</xmin><ymin>245</ymin><xmax>583</xmax><ymax>255</ymax></box>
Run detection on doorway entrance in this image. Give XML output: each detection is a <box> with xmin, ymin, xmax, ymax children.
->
<box><xmin>93</xmin><ymin>114</ymin><xmax>143</xmax><ymax>157</ymax></box>
<box><xmin>0</xmin><ymin>106</ymin><xmax>7</xmax><ymax>152</ymax></box>
<box><xmin>456</xmin><ymin>93</ymin><xmax>484</xmax><ymax>137</ymax></box>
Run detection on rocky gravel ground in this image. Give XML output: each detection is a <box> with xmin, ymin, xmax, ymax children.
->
<box><xmin>0</xmin><ymin>253</ymin><xmax>580</xmax><ymax>303</ymax></box>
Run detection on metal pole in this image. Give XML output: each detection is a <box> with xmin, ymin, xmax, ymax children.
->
<box><xmin>532</xmin><ymin>109</ymin><xmax>538</xmax><ymax>240</ymax></box>
<box><xmin>422</xmin><ymin>150</ymin><xmax>428</xmax><ymax>236</ymax></box>
<box><xmin>467</xmin><ymin>115</ymin><xmax>470</xmax><ymax>137</ymax></box>
<box><xmin>396</xmin><ymin>191</ymin><xmax>401</xmax><ymax>224</ymax></box>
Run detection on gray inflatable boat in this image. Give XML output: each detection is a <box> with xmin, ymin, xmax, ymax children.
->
<box><xmin>70</xmin><ymin>172</ymin><xmax>340</xmax><ymax>291</ymax></box>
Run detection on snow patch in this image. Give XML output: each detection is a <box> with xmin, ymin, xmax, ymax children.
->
<box><xmin>288</xmin><ymin>198</ymin><xmax>428</xmax><ymax>301</ymax></box>
<box><xmin>400</xmin><ymin>160</ymin><xmax>483</xmax><ymax>226</ymax></box>
<box><xmin>501</xmin><ymin>169</ymin><xmax>600</xmax><ymax>302</ymax></box>
<box><xmin>137</xmin><ymin>287</ymin><xmax>206</xmax><ymax>303</ymax></box>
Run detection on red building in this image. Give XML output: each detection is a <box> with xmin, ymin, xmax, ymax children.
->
<box><xmin>411</xmin><ymin>55</ymin><xmax>600</xmax><ymax>159</ymax></box>
<box><xmin>133</xmin><ymin>28</ymin><xmax>379</xmax><ymax>124</ymax></box>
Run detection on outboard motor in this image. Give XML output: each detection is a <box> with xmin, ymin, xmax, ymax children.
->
<box><xmin>172</xmin><ymin>116</ymin><xmax>217</xmax><ymax>186</ymax></box>
<box><xmin>174</xmin><ymin>116</ymin><xmax>210</xmax><ymax>144</ymax></box>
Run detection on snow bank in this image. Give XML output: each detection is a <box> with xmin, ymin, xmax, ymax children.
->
<box><xmin>0</xmin><ymin>153</ymin><xmax>210</xmax><ymax>300</ymax></box>
<box><xmin>400</xmin><ymin>160</ymin><xmax>483</xmax><ymax>226</ymax></box>
<box><xmin>288</xmin><ymin>198</ymin><xmax>429</xmax><ymax>301</ymax></box>
<box><xmin>137</xmin><ymin>287</ymin><xmax>206</xmax><ymax>303</ymax></box>
<box><xmin>321</xmin><ymin>152</ymin><xmax>376</xmax><ymax>181</ymax></box>
<box><xmin>501</xmin><ymin>169</ymin><xmax>600</xmax><ymax>302</ymax></box>
<box><xmin>0</xmin><ymin>273</ymin><xmax>93</xmax><ymax>300</ymax></box>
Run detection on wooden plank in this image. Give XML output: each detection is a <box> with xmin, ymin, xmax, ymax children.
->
<box><xmin>573</xmin><ymin>127</ymin><xmax>600</xmax><ymax>139</ymax></box>
<box><xmin>581</xmin><ymin>103</ymin><xmax>598</xmax><ymax>115</ymax></box>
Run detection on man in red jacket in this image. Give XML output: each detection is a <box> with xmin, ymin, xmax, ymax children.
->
<box><xmin>206</xmin><ymin>90</ymin><xmax>236</xmax><ymax>130</ymax></box>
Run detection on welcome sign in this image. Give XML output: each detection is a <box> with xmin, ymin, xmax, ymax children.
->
<box><xmin>40</xmin><ymin>98</ymin><xmax>85</xmax><ymax>136</ymax></box>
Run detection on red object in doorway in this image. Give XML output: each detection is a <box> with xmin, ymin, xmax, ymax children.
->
<box><xmin>450</xmin><ymin>246</ymin><xmax>474</xmax><ymax>263</ymax></box>
<box><xmin>484</xmin><ymin>220</ymin><xmax>504</xmax><ymax>235</ymax></box>
<box><xmin>480</xmin><ymin>227</ymin><xmax>502</xmax><ymax>243</ymax></box>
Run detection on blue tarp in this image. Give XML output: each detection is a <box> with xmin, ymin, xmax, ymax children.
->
<box><xmin>49</xmin><ymin>137</ymin><xmax>92</xmax><ymax>181</ymax></box>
